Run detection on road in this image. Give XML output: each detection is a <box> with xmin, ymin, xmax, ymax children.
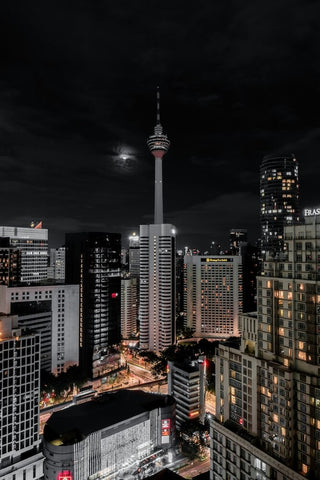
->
<box><xmin>177</xmin><ymin>457</ymin><xmax>210</xmax><ymax>479</ymax></box>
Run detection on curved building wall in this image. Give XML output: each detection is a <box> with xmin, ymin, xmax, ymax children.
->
<box><xmin>43</xmin><ymin>398</ymin><xmax>175</xmax><ymax>480</ymax></box>
<box><xmin>260</xmin><ymin>154</ymin><xmax>299</xmax><ymax>256</ymax></box>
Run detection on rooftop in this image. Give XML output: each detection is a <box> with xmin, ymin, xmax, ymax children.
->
<box><xmin>44</xmin><ymin>390</ymin><xmax>175</xmax><ymax>445</ymax></box>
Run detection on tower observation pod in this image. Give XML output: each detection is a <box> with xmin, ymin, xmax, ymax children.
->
<box><xmin>147</xmin><ymin>87</ymin><xmax>170</xmax><ymax>224</ymax></box>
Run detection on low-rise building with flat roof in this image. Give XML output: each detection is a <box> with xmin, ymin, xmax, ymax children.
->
<box><xmin>43</xmin><ymin>390</ymin><xmax>176</xmax><ymax>480</ymax></box>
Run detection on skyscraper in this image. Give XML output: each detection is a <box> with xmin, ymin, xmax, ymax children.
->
<box><xmin>139</xmin><ymin>89</ymin><xmax>176</xmax><ymax>352</ymax></box>
<box><xmin>0</xmin><ymin>315</ymin><xmax>43</xmax><ymax>479</ymax></box>
<box><xmin>211</xmin><ymin>211</ymin><xmax>320</xmax><ymax>479</ymax></box>
<box><xmin>0</xmin><ymin>224</ymin><xmax>48</xmax><ymax>284</ymax></box>
<box><xmin>65</xmin><ymin>232</ymin><xmax>121</xmax><ymax>378</ymax></box>
<box><xmin>260</xmin><ymin>154</ymin><xmax>299</xmax><ymax>256</ymax></box>
<box><xmin>121</xmin><ymin>276</ymin><xmax>138</xmax><ymax>339</ymax></box>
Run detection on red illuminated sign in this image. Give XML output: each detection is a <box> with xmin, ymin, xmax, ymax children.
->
<box><xmin>161</xmin><ymin>418</ymin><xmax>170</xmax><ymax>436</ymax></box>
<box><xmin>57</xmin><ymin>471</ymin><xmax>72</xmax><ymax>480</ymax></box>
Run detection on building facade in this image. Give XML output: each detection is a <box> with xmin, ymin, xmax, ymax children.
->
<box><xmin>260</xmin><ymin>154</ymin><xmax>299</xmax><ymax>256</ymax></box>
<box><xmin>121</xmin><ymin>276</ymin><xmax>138</xmax><ymax>339</ymax></box>
<box><xmin>48</xmin><ymin>246</ymin><xmax>65</xmax><ymax>282</ymax></box>
<box><xmin>65</xmin><ymin>232</ymin><xmax>121</xmax><ymax>378</ymax></box>
<box><xmin>167</xmin><ymin>359</ymin><xmax>206</xmax><ymax>429</ymax></box>
<box><xmin>0</xmin><ymin>225</ymin><xmax>48</xmax><ymax>284</ymax></box>
<box><xmin>128</xmin><ymin>232</ymin><xmax>140</xmax><ymax>277</ymax></box>
<box><xmin>43</xmin><ymin>390</ymin><xmax>176</xmax><ymax>480</ymax></box>
<box><xmin>139</xmin><ymin>223</ymin><xmax>176</xmax><ymax>352</ymax></box>
<box><xmin>0</xmin><ymin>283</ymin><xmax>79</xmax><ymax>374</ymax></box>
<box><xmin>211</xmin><ymin>214</ymin><xmax>320</xmax><ymax>479</ymax></box>
<box><xmin>0</xmin><ymin>315</ymin><xmax>44</xmax><ymax>480</ymax></box>
<box><xmin>184</xmin><ymin>255</ymin><xmax>243</xmax><ymax>339</ymax></box>
<box><xmin>0</xmin><ymin>247</ymin><xmax>20</xmax><ymax>286</ymax></box>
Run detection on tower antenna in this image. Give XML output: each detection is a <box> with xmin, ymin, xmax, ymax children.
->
<box><xmin>156</xmin><ymin>86</ymin><xmax>161</xmax><ymax>125</ymax></box>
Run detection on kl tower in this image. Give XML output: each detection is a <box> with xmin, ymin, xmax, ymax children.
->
<box><xmin>147</xmin><ymin>86</ymin><xmax>170</xmax><ymax>224</ymax></box>
<box><xmin>139</xmin><ymin>88</ymin><xmax>176</xmax><ymax>353</ymax></box>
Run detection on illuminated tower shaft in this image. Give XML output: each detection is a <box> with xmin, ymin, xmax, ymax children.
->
<box><xmin>147</xmin><ymin>88</ymin><xmax>170</xmax><ymax>224</ymax></box>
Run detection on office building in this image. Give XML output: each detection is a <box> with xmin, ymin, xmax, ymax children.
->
<box><xmin>184</xmin><ymin>255</ymin><xmax>243</xmax><ymax>339</ymax></box>
<box><xmin>0</xmin><ymin>283</ymin><xmax>79</xmax><ymax>374</ymax></box>
<box><xmin>121</xmin><ymin>276</ymin><xmax>138</xmax><ymax>339</ymax></box>
<box><xmin>0</xmin><ymin>224</ymin><xmax>48</xmax><ymax>284</ymax></box>
<box><xmin>65</xmin><ymin>232</ymin><xmax>121</xmax><ymax>378</ymax></box>
<box><xmin>0</xmin><ymin>315</ymin><xmax>43</xmax><ymax>480</ymax></box>
<box><xmin>43</xmin><ymin>390</ymin><xmax>176</xmax><ymax>480</ymax></box>
<box><xmin>260</xmin><ymin>154</ymin><xmax>299</xmax><ymax>256</ymax></box>
<box><xmin>48</xmin><ymin>246</ymin><xmax>65</xmax><ymax>281</ymax></box>
<box><xmin>211</xmin><ymin>212</ymin><xmax>320</xmax><ymax>479</ymax></box>
<box><xmin>167</xmin><ymin>358</ymin><xmax>206</xmax><ymax>429</ymax></box>
<box><xmin>139</xmin><ymin>89</ymin><xmax>176</xmax><ymax>352</ymax></box>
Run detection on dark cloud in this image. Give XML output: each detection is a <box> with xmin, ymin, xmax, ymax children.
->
<box><xmin>0</xmin><ymin>0</ymin><xmax>319</xmax><ymax>249</ymax></box>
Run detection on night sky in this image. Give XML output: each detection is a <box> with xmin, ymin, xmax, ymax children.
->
<box><xmin>1</xmin><ymin>1</ymin><xmax>320</xmax><ymax>251</ymax></box>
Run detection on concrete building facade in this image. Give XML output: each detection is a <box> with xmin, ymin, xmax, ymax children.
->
<box><xmin>167</xmin><ymin>359</ymin><xmax>206</xmax><ymax>429</ymax></box>
<box><xmin>184</xmin><ymin>255</ymin><xmax>243</xmax><ymax>339</ymax></box>
<box><xmin>0</xmin><ymin>225</ymin><xmax>48</xmax><ymax>284</ymax></box>
<box><xmin>0</xmin><ymin>315</ymin><xmax>44</xmax><ymax>480</ymax></box>
<box><xmin>211</xmin><ymin>214</ymin><xmax>320</xmax><ymax>479</ymax></box>
<box><xmin>139</xmin><ymin>224</ymin><xmax>176</xmax><ymax>352</ymax></box>
<box><xmin>0</xmin><ymin>284</ymin><xmax>79</xmax><ymax>374</ymax></box>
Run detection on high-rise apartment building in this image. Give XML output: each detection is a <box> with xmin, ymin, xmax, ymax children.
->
<box><xmin>65</xmin><ymin>232</ymin><xmax>121</xmax><ymax>378</ymax></box>
<box><xmin>260</xmin><ymin>154</ymin><xmax>299</xmax><ymax>256</ymax></box>
<box><xmin>139</xmin><ymin>89</ymin><xmax>176</xmax><ymax>352</ymax></box>
<box><xmin>0</xmin><ymin>315</ymin><xmax>43</xmax><ymax>479</ymax></box>
<box><xmin>121</xmin><ymin>276</ymin><xmax>138</xmax><ymax>339</ymax></box>
<box><xmin>0</xmin><ymin>283</ymin><xmax>79</xmax><ymax>374</ymax></box>
<box><xmin>184</xmin><ymin>255</ymin><xmax>243</xmax><ymax>339</ymax></box>
<box><xmin>0</xmin><ymin>224</ymin><xmax>48</xmax><ymax>284</ymax></box>
<box><xmin>211</xmin><ymin>212</ymin><xmax>320</xmax><ymax>480</ymax></box>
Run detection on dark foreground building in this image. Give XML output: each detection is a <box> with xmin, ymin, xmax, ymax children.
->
<box><xmin>43</xmin><ymin>390</ymin><xmax>176</xmax><ymax>480</ymax></box>
<box><xmin>65</xmin><ymin>232</ymin><xmax>121</xmax><ymax>378</ymax></box>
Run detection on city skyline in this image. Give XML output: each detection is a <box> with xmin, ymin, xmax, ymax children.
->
<box><xmin>1</xmin><ymin>2</ymin><xmax>320</xmax><ymax>251</ymax></box>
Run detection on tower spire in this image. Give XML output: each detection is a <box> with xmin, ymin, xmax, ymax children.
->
<box><xmin>156</xmin><ymin>86</ymin><xmax>161</xmax><ymax>125</ymax></box>
<box><xmin>147</xmin><ymin>88</ymin><xmax>170</xmax><ymax>224</ymax></box>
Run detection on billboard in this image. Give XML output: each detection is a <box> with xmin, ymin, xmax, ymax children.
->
<box><xmin>161</xmin><ymin>418</ymin><xmax>170</xmax><ymax>444</ymax></box>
